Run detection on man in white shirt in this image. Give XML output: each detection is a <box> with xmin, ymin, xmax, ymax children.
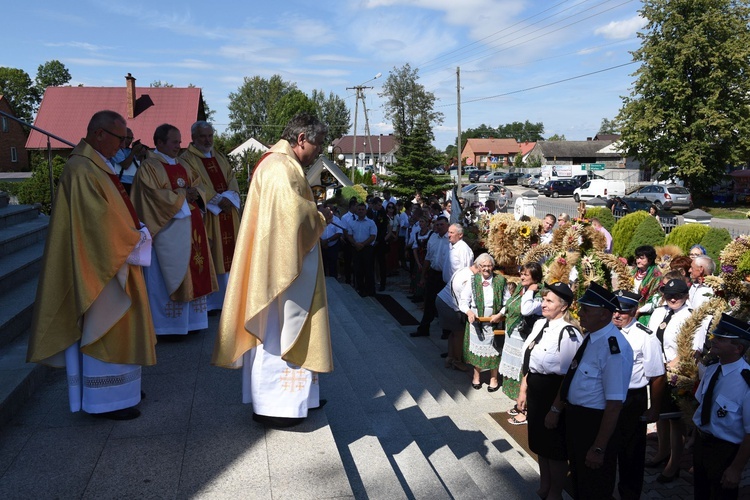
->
<box><xmin>411</xmin><ymin>216</ymin><xmax>449</xmax><ymax>337</ymax></box>
<box><xmin>689</xmin><ymin>256</ymin><xmax>714</xmax><ymax>310</ymax></box>
<box><xmin>539</xmin><ymin>214</ymin><xmax>556</xmax><ymax>244</ymax></box>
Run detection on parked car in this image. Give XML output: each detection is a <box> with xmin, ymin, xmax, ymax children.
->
<box><xmin>630</xmin><ymin>184</ymin><xmax>693</xmax><ymax>212</ymax></box>
<box><xmin>479</xmin><ymin>171</ymin><xmax>507</xmax><ymax>183</ymax></box>
<box><xmin>538</xmin><ymin>179</ymin><xmax>578</xmax><ymax>198</ymax></box>
<box><xmin>570</xmin><ymin>174</ymin><xmax>603</xmax><ymax>187</ymax></box>
<box><xmin>468</xmin><ymin>169</ymin><xmax>491</xmax><ymax>183</ymax></box>
<box><xmin>573</xmin><ymin>179</ymin><xmax>626</xmax><ymax>202</ymax></box>
<box><xmin>498</xmin><ymin>172</ymin><xmax>525</xmax><ymax>185</ymax></box>
<box><xmin>520</xmin><ymin>173</ymin><xmax>541</xmax><ymax>187</ymax></box>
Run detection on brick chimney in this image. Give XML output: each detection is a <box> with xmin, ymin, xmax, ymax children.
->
<box><xmin>125</xmin><ymin>73</ymin><xmax>136</xmax><ymax>119</ymax></box>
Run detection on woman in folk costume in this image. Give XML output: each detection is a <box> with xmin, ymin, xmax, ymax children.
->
<box><xmin>499</xmin><ymin>262</ymin><xmax>544</xmax><ymax>425</ymax></box>
<box><xmin>632</xmin><ymin>245</ymin><xmax>662</xmax><ymax>326</ymax></box>
<box><xmin>458</xmin><ymin>253</ymin><xmax>506</xmax><ymax>392</ymax></box>
<box><xmin>211</xmin><ymin>113</ymin><xmax>333</xmax><ymax>428</ymax></box>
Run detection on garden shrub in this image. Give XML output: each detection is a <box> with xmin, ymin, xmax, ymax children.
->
<box><xmin>17</xmin><ymin>154</ymin><xmax>67</xmax><ymax>214</ymax></box>
<box><xmin>700</xmin><ymin>227</ymin><xmax>732</xmax><ymax>266</ymax></box>
<box><xmin>624</xmin><ymin>215</ymin><xmax>666</xmax><ymax>258</ymax></box>
<box><xmin>584</xmin><ymin>207</ymin><xmax>616</xmax><ymax>232</ymax></box>
<box><xmin>612</xmin><ymin>211</ymin><xmax>649</xmax><ymax>257</ymax></box>
<box><xmin>664</xmin><ymin>223</ymin><xmax>710</xmax><ymax>254</ymax></box>
<box><xmin>341</xmin><ymin>185</ymin><xmax>367</xmax><ymax>203</ymax></box>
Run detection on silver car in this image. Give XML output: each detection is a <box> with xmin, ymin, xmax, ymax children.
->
<box><xmin>631</xmin><ymin>184</ymin><xmax>693</xmax><ymax>212</ymax></box>
<box><xmin>478</xmin><ymin>171</ymin><xmax>506</xmax><ymax>183</ymax></box>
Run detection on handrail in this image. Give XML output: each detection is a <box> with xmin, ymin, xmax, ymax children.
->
<box><xmin>0</xmin><ymin>110</ymin><xmax>75</xmax><ymax>211</ymax></box>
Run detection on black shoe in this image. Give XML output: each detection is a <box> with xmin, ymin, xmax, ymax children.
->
<box><xmin>140</xmin><ymin>391</ymin><xmax>146</xmax><ymax>400</ymax></box>
<box><xmin>645</xmin><ymin>455</ymin><xmax>670</xmax><ymax>468</ymax></box>
<box><xmin>410</xmin><ymin>296</ymin><xmax>424</xmax><ymax>303</ymax></box>
<box><xmin>207</xmin><ymin>310</ymin><xmax>221</xmax><ymax>316</ymax></box>
<box><xmin>472</xmin><ymin>383</ymin><xmax>482</xmax><ymax>390</ymax></box>
<box><xmin>656</xmin><ymin>470</ymin><xmax>680</xmax><ymax>483</ymax></box>
<box><xmin>410</xmin><ymin>331</ymin><xmax>429</xmax><ymax>337</ymax></box>
<box><xmin>487</xmin><ymin>385</ymin><xmax>500</xmax><ymax>393</ymax></box>
<box><xmin>440</xmin><ymin>352</ymin><xmax>449</xmax><ymax>358</ymax></box>
<box><xmin>379</xmin><ymin>285</ymin><xmax>386</xmax><ymax>292</ymax></box>
<box><xmin>252</xmin><ymin>412</ymin><xmax>304</xmax><ymax>428</ymax></box>
<box><xmin>441</xmin><ymin>330</ymin><xmax>451</xmax><ymax>339</ymax></box>
<box><xmin>94</xmin><ymin>407</ymin><xmax>141</xmax><ymax>420</ymax></box>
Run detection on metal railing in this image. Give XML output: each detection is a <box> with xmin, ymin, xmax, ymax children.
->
<box><xmin>0</xmin><ymin>110</ymin><xmax>74</xmax><ymax>211</ymax></box>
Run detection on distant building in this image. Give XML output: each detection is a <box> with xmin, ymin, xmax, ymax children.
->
<box><xmin>331</xmin><ymin>134</ymin><xmax>398</xmax><ymax>173</ymax></box>
<box><xmin>0</xmin><ymin>96</ymin><xmax>30</xmax><ymax>172</ymax></box>
<box><xmin>461</xmin><ymin>138</ymin><xmax>520</xmax><ymax>168</ymax></box>
<box><xmin>26</xmin><ymin>73</ymin><xmax>208</xmax><ymax>154</ymax></box>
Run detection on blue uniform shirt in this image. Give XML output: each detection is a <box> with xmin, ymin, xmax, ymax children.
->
<box><xmin>693</xmin><ymin>358</ymin><xmax>750</xmax><ymax>444</ymax></box>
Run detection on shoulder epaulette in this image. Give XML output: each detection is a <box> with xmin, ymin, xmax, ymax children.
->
<box><xmin>608</xmin><ymin>336</ymin><xmax>621</xmax><ymax>354</ymax></box>
<box><xmin>742</xmin><ymin>369</ymin><xmax>750</xmax><ymax>388</ymax></box>
<box><xmin>557</xmin><ymin>325</ymin><xmax>580</xmax><ymax>350</ymax></box>
<box><xmin>635</xmin><ymin>323</ymin><xmax>653</xmax><ymax>335</ymax></box>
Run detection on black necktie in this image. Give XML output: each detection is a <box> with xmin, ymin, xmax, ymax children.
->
<box><xmin>700</xmin><ymin>366</ymin><xmax>722</xmax><ymax>426</ymax></box>
<box><xmin>560</xmin><ymin>334</ymin><xmax>590</xmax><ymax>403</ymax></box>
<box><xmin>522</xmin><ymin>320</ymin><xmax>549</xmax><ymax>376</ymax></box>
<box><xmin>655</xmin><ymin>309</ymin><xmax>674</xmax><ymax>346</ymax></box>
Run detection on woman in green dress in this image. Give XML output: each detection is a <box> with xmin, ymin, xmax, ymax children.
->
<box><xmin>458</xmin><ymin>253</ymin><xmax>506</xmax><ymax>392</ymax></box>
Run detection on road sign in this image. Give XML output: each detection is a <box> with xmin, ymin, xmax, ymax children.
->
<box><xmin>583</xmin><ymin>163</ymin><xmax>605</xmax><ymax>170</ymax></box>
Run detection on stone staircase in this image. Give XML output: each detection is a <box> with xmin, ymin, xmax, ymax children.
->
<box><xmin>0</xmin><ymin>204</ymin><xmax>50</xmax><ymax>427</ymax></box>
<box><xmin>0</xmin><ymin>272</ymin><xmax>540</xmax><ymax>499</ymax></box>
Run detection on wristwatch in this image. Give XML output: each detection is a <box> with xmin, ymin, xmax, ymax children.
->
<box><xmin>550</xmin><ymin>405</ymin><xmax>562</xmax><ymax>414</ymax></box>
<box><xmin>593</xmin><ymin>447</ymin><xmax>604</xmax><ymax>455</ymax></box>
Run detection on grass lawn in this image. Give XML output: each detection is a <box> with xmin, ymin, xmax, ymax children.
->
<box><xmin>702</xmin><ymin>205</ymin><xmax>750</xmax><ymax>219</ymax></box>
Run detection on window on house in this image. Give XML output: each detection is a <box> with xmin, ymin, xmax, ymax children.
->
<box><xmin>11</xmin><ymin>147</ymin><xmax>18</xmax><ymax>162</ymax></box>
<box><xmin>1</xmin><ymin>117</ymin><xmax>8</xmax><ymax>132</ymax></box>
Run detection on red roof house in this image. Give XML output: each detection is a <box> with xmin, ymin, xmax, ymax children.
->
<box><xmin>26</xmin><ymin>73</ymin><xmax>207</xmax><ymax>151</ymax></box>
<box><xmin>461</xmin><ymin>138</ymin><xmax>521</xmax><ymax>168</ymax></box>
<box><xmin>0</xmin><ymin>95</ymin><xmax>31</xmax><ymax>172</ymax></box>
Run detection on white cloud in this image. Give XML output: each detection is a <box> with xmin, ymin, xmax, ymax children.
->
<box><xmin>594</xmin><ymin>15</ymin><xmax>645</xmax><ymax>40</ymax></box>
<box><xmin>45</xmin><ymin>41</ymin><xmax>114</xmax><ymax>52</ymax></box>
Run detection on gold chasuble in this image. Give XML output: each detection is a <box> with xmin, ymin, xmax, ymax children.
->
<box><xmin>131</xmin><ymin>155</ymin><xmax>218</xmax><ymax>302</ymax></box>
<box><xmin>212</xmin><ymin>140</ymin><xmax>333</xmax><ymax>373</ymax></box>
<box><xmin>27</xmin><ymin>140</ymin><xmax>156</xmax><ymax>367</ymax></box>
<box><xmin>180</xmin><ymin>144</ymin><xmax>240</xmax><ymax>274</ymax></box>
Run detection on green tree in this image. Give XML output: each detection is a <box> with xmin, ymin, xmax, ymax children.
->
<box><xmin>617</xmin><ymin>0</ymin><xmax>750</xmax><ymax>196</ymax></box>
<box><xmin>496</xmin><ymin>120</ymin><xmax>545</xmax><ymax>142</ymax></box>
<box><xmin>263</xmin><ymin>90</ymin><xmax>317</xmax><ymax>142</ymax></box>
<box><xmin>513</xmin><ymin>152</ymin><xmax>524</xmax><ymax>169</ymax></box>
<box><xmin>664</xmin><ymin>223</ymin><xmax>711</xmax><ymax>253</ymax></box>
<box><xmin>35</xmin><ymin>60</ymin><xmax>71</xmax><ymax>92</ymax></box>
<box><xmin>598</xmin><ymin>117</ymin><xmax>620</xmax><ymax>135</ymax></box>
<box><xmin>310</xmin><ymin>89</ymin><xmax>350</xmax><ymax>144</ymax></box>
<box><xmin>149</xmin><ymin>80</ymin><xmax>174</xmax><ymax>87</ymax></box>
<box><xmin>228</xmin><ymin>75</ymin><xmax>297</xmax><ymax>144</ymax></box>
<box><xmin>388</xmin><ymin>117</ymin><xmax>448</xmax><ymax>198</ymax></box>
<box><xmin>547</xmin><ymin>134</ymin><xmax>566</xmax><ymax>141</ymax></box>
<box><xmin>380</xmin><ymin>63</ymin><xmax>443</xmax><ymax>139</ymax></box>
<box><xmin>18</xmin><ymin>153</ymin><xmax>67</xmax><ymax>214</ymax></box>
<box><xmin>624</xmin><ymin>215</ymin><xmax>665</xmax><ymax>257</ymax></box>
<box><xmin>612</xmin><ymin>211</ymin><xmax>650</xmax><ymax>256</ymax></box>
<box><xmin>0</xmin><ymin>67</ymin><xmax>39</xmax><ymax>123</ymax></box>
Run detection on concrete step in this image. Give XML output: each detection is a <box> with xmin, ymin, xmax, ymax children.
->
<box><xmin>325</xmin><ymin>280</ymin><xmax>493</xmax><ymax>498</ymax></box>
<box><xmin>0</xmin><ymin>331</ymin><xmax>49</xmax><ymax>429</ymax></box>
<box><xmin>0</xmin><ymin>279</ymin><xmax>38</xmax><ymax>350</ymax></box>
<box><xmin>0</xmin><ymin>241</ymin><xmax>44</xmax><ymax>293</ymax></box>
<box><xmin>0</xmin><ymin>217</ymin><xmax>49</xmax><ymax>257</ymax></box>
<box><xmin>0</xmin><ymin>204</ymin><xmax>42</xmax><ymax>229</ymax></box>
<box><xmin>325</xmin><ymin>279</ymin><xmax>539</xmax><ymax>498</ymax></box>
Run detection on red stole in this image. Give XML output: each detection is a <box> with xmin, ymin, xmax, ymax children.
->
<box><xmin>201</xmin><ymin>156</ymin><xmax>236</xmax><ymax>271</ymax></box>
<box><xmin>161</xmin><ymin>162</ymin><xmax>213</xmax><ymax>298</ymax></box>
<box><xmin>105</xmin><ymin>173</ymin><xmax>140</xmax><ymax>229</ymax></box>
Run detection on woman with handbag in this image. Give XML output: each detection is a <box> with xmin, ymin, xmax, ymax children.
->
<box><xmin>458</xmin><ymin>253</ymin><xmax>506</xmax><ymax>392</ymax></box>
<box><xmin>499</xmin><ymin>262</ymin><xmax>543</xmax><ymax>424</ymax></box>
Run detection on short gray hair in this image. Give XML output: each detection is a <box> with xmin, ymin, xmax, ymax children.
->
<box><xmin>281</xmin><ymin>113</ymin><xmax>328</xmax><ymax>146</ymax></box>
<box><xmin>475</xmin><ymin>253</ymin><xmax>495</xmax><ymax>267</ymax></box>
<box><xmin>695</xmin><ymin>256</ymin><xmax>715</xmax><ymax>275</ymax></box>
<box><xmin>87</xmin><ymin>110</ymin><xmax>125</xmax><ymax>134</ymax></box>
<box><xmin>191</xmin><ymin>120</ymin><xmax>214</xmax><ymax>136</ymax></box>
<box><xmin>450</xmin><ymin>223</ymin><xmax>464</xmax><ymax>235</ymax></box>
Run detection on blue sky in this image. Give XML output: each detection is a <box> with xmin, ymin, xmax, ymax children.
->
<box><xmin>2</xmin><ymin>0</ymin><xmax>644</xmax><ymax>150</ymax></box>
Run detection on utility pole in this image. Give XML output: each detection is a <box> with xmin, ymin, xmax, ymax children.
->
<box><xmin>456</xmin><ymin>67</ymin><xmax>462</xmax><ymax>189</ymax></box>
<box><xmin>347</xmin><ymin>72</ymin><xmax>382</xmax><ymax>182</ymax></box>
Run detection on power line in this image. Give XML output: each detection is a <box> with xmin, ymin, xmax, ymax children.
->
<box><xmin>437</xmin><ymin>61</ymin><xmax>637</xmax><ymax>108</ymax></box>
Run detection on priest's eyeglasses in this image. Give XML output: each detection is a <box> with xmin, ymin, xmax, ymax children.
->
<box><xmin>101</xmin><ymin>128</ymin><xmax>128</xmax><ymax>143</ymax></box>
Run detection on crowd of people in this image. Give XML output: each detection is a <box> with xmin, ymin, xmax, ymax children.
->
<box><xmin>329</xmin><ymin>192</ymin><xmax>749</xmax><ymax>499</ymax></box>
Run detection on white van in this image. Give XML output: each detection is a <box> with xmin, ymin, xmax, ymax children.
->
<box><xmin>573</xmin><ymin>179</ymin><xmax>625</xmax><ymax>202</ymax></box>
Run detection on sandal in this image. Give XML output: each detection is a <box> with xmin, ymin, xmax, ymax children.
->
<box><xmin>508</xmin><ymin>415</ymin><xmax>527</xmax><ymax>425</ymax></box>
<box><xmin>508</xmin><ymin>405</ymin><xmax>521</xmax><ymax>416</ymax></box>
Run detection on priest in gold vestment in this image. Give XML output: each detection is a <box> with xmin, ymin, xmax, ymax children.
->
<box><xmin>212</xmin><ymin>113</ymin><xmax>333</xmax><ymax>427</ymax></box>
<box><xmin>131</xmin><ymin>123</ymin><xmax>218</xmax><ymax>337</ymax></box>
<box><xmin>27</xmin><ymin>110</ymin><xmax>156</xmax><ymax>420</ymax></box>
<box><xmin>180</xmin><ymin>121</ymin><xmax>240</xmax><ymax>313</ymax></box>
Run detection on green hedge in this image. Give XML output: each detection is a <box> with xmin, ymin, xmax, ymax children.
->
<box><xmin>624</xmin><ymin>215</ymin><xmax>666</xmax><ymax>258</ymax></box>
<box><xmin>585</xmin><ymin>207</ymin><xmax>616</xmax><ymax>233</ymax></box>
<box><xmin>664</xmin><ymin>223</ymin><xmax>711</xmax><ymax>254</ymax></box>
<box><xmin>612</xmin><ymin>211</ymin><xmax>649</xmax><ymax>257</ymax></box>
<box><xmin>17</xmin><ymin>155</ymin><xmax>67</xmax><ymax>214</ymax></box>
<box><xmin>699</xmin><ymin>227</ymin><xmax>732</xmax><ymax>265</ymax></box>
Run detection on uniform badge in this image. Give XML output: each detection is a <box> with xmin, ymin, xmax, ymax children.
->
<box><xmin>608</xmin><ymin>336</ymin><xmax>621</xmax><ymax>354</ymax></box>
<box><xmin>570</xmin><ymin>359</ymin><xmax>578</xmax><ymax>370</ymax></box>
<box><xmin>177</xmin><ymin>178</ymin><xmax>186</xmax><ymax>188</ymax></box>
<box><xmin>717</xmin><ymin>407</ymin><xmax>728</xmax><ymax>418</ymax></box>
